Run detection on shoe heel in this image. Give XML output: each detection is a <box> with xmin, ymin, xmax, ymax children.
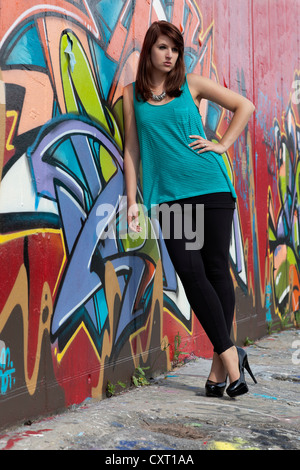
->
<box><xmin>205</xmin><ymin>379</ymin><xmax>227</xmax><ymax>397</ymax></box>
<box><xmin>244</xmin><ymin>358</ymin><xmax>257</xmax><ymax>384</ymax></box>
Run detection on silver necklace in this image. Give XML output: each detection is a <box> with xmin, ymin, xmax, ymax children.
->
<box><xmin>151</xmin><ymin>90</ymin><xmax>166</xmax><ymax>102</ymax></box>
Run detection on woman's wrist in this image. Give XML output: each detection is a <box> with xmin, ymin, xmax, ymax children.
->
<box><xmin>218</xmin><ymin>141</ymin><xmax>228</xmax><ymax>153</ymax></box>
<box><xmin>127</xmin><ymin>197</ymin><xmax>137</xmax><ymax>210</ymax></box>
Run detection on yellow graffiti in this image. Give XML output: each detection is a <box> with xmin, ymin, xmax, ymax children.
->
<box><xmin>210</xmin><ymin>441</ymin><xmax>238</xmax><ymax>450</ymax></box>
<box><xmin>88</xmin><ymin>259</ymin><xmax>170</xmax><ymax>397</ymax></box>
<box><xmin>163</xmin><ymin>307</ymin><xmax>193</xmax><ymax>335</ymax></box>
<box><xmin>60</xmin><ymin>32</ymin><xmax>123</xmax><ymax>151</ymax></box>
<box><xmin>209</xmin><ymin>437</ymin><xmax>259</xmax><ymax>450</ymax></box>
<box><xmin>55</xmin><ymin>321</ymin><xmax>101</xmax><ymax>365</ymax></box>
<box><xmin>0</xmin><ymin>264</ymin><xmax>52</xmax><ymax>396</ymax></box>
<box><xmin>0</xmin><ymin>227</ymin><xmax>62</xmax><ymax>245</ymax></box>
<box><xmin>129</xmin><ymin>259</ymin><xmax>171</xmax><ymax>371</ymax></box>
<box><xmin>99</xmin><ymin>145</ymin><xmax>117</xmax><ymax>182</ymax></box>
<box><xmin>5</xmin><ymin>110</ymin><xmax>18</xmax><ymax>151</ymax></box>
<box><xmin>0</xmin><ymin>228</ymin><xmax>67</xmax><ymax>298</ymax></box>
<box><xmin>91</xmin><ymin>260</ymin><xmax>122</xmax><ymax>398</ymax></box>
<box><xmin>0</xmin><ymin>68</ymin><xmax>5</xmax><ymax>182</ymax></box>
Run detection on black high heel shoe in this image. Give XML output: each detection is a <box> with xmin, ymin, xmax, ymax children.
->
<box><xmin>205</xmin><ymin>379</ymin><xmax>227</xmax><ymax>397</ymax></box>
<box><xmin>226</xmin><ymin>346</ymin><xmax>257</xmax><ymax>398</ymax></box>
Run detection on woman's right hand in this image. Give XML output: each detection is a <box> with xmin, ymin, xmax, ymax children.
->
<box><xmin>127</xmin><ymin>201</ymin><xmax>142</xmax><ymax>233</ymax></box>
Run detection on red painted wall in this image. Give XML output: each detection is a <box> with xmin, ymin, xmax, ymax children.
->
<box><xmin>0</xmin><ymin>0</ymin><xmax>299</xmax><ymax>430</ymax></box>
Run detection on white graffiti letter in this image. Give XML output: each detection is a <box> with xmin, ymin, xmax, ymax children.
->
<box><xmin>292</xmin><ymin>80</ymin><xmax>300</xmax><ymax>105</ymax></box>
<box><xmin>291</xmin><ymin>339</ymin><xmax>300</xmax><ymax>365</ymax></box>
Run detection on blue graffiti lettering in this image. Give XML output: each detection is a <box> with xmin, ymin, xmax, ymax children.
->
<box><xmin>0</xmin><ymin>346</ymin><xmax>16</xmax><ymax>395</ymax></box>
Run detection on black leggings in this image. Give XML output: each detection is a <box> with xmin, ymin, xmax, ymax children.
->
<box><xmin>158</xmin><ymin>193</ymin><xmax>235</xmax><ymax>355</ymax></box>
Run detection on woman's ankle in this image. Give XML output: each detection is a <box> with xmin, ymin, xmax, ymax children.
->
<box><xmin>220</xmin><ymin>346</ymin><xmax>239</xmax><ymax>383</ymax></box>
<box><xmin>208</xmin><ymin>352</ymin><xmax>227</xmax><ymax>383</ymax></box>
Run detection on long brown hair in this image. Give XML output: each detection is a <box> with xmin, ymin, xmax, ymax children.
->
<box><xmin>135</xmin><ymin>21</ymin><xmax>185</xmax><ymax>101</ymax></box>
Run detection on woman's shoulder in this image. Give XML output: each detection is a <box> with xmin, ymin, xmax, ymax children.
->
<box><xmin>186</xmin><ymin>73</ymin><xmax>206</xmax><ymax>88</ymax></box>
<box><xmin>123</xmin><ymin>82</ymin><xmax>134</xmax><ymax>93</ymax></box>
<box><xmin>186</xmin><ymin>73</ymin><xmax>219</xmax><ymax>102</ymax></box>
<box><xmin>123</xmin><ymin>83</ymin><xmax>135</xmax><ymax>103</ymax></box>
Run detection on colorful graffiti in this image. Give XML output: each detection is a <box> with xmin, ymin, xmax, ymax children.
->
<box><xmin>268</xmin><ymin>72</ymin><xmax>300</xmax><ymax>323</ymax></box>
<box><xmin>0</xmin><ymin>0</ymin><xmax>298</xmax><ymax>429</ymax></box>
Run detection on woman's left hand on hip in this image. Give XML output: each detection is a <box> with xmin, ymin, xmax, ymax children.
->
<box><xmin>188</xmin><ymin>135</ymin><xmax>226</xmax><ymax>155</ymax></box>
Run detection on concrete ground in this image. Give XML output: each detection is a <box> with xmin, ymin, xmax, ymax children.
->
<box><xmin>0</xmin><ymin>328</ymin><xmax>299</xmax><ymax>452</ymax></box>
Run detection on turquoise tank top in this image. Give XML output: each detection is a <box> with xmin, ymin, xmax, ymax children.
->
<box><xmin>133</xmin><ymin>77</ymin><xmax>237</xmax><ymax>210</ymax></box>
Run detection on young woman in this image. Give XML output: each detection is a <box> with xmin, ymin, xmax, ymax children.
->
<box><xmin>123</xmin><ymin>21</ymin><xmax>256</xmax><ymax>398</ymax></box>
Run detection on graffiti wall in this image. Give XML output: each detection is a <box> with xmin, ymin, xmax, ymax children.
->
<box><xmin>0</xmin><ymin>0</ymin><xmax>299</xmax><ymax>429</ymax></box>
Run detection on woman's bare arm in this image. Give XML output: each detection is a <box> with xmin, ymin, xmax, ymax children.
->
<box><xmin>187</xmin><ymin>73</ymin><xmax>255</xmax><ymax>154</ymax></box>
<box><xmin>123</xmin><ymin>84</ymin><xmax>142</xmax><ymax>231</ymax></box>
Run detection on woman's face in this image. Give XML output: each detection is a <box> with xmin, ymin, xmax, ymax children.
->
<box><xmin>150</xmin><ymin>34</ymin><xmax>179</xmax><ymax>74</ymax></box>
